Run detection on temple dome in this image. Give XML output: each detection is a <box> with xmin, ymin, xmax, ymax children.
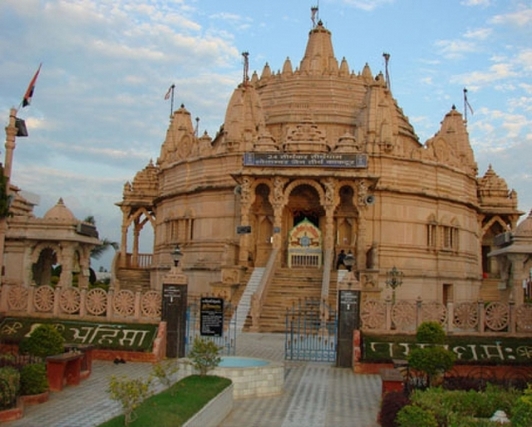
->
<box><xmin>515</xmin><ymin>210</ymin><xmax>532</xmax><ymax>237</ymax></box>
<box><xmin>43</xmin><ymin>198</ymin><xmax>76</xmax><ymax>221</ymax></box>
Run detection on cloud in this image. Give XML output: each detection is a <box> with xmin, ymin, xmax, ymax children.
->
<box><xmin>461</xmin><ymin>0</ymin><xmax>491</xmax><ymax>6</ymax></box>
<box><xmin>464</xmin><ymin>27</ymin><xmax>492</xmax><ymax>40</ymax></box>
<box><xmin>434</xmin><ymin>39</ymin><xmax>478</xmax><ymax>60</ymax></box>
<box><xmin>490</xmin><ymin>7</ymin><xmax>532</xmax><ymax>27</ymax></box>
<box><xmin>338</xmin><ymin>0</ymin><xmax>395</xmax><ymax>12</ymax></box>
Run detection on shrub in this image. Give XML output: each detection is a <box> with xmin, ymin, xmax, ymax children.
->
<box><xmin>396</xmin><ymin>404</ymin><xmax>438</xmax><ymax>427</ymax></box>
<box><xmin>108</xmin><ymin>375</ymin><xmax>152</xmax><ymax>426</ymax></box>
<box><xmin>20</xmin><ymin>363</ymin><xmax>49</xmax><ymax>395</ymax></box>
<box><xmin>0</xmin><ymin>366</ymin><xmax>20</xmax><ymax>409</ymax></box>
<box><xmin>19</xmin><ymin>324</ymin><xmax>65</xmax><ymax>358</ymax></box>
<box><xmin>151</xmin><ymin>360</ymin><xmax>179</xmax><ymax>391</ymax></box>
<box><xmin>416</xmin><ymin>321</ymin><xmax>446</xmax><ymax>344</ymax></box>
<box><xmin>408</xmin><ymin>346</ymin><xmax>455</xmax><ymax>387</ymax></box>
<box><xmin>512</xmin><ymin>384</ymin><xmax>532</xmax><ymax>427</ymax></box>
<box><xmin>409</xmin><ymin>385</ymin><xmax>520</xmax><ymax>425</ymax></box>
<box><xmin>379</xmin><ymin>391</ymin><xmax>410</xmax><ymax>427</ymax></box>
<box><xmin>188</xmin><ymin>337</ymin><xmax>222</xmax><ymax>376</ymax></box>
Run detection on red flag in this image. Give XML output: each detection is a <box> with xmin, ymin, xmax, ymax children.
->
<box><xmin>22</xmin><ymin>64</ymin><xmax>42</xmax><ymax>108</ymax></box>
<box><xmin>164</xmin><ymin>84</ymin><xmax>174</xmax><ymax>100</ymax></box>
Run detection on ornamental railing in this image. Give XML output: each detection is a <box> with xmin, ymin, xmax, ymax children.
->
<box><xmin>0</xmin><ymin>284</ymin><xmax>161</xmax><ymax>324</ymax></box>
<box><xmin>360</xmin><ymin>298</ymin><xmax>532</xmax><ymax>335</ymax></box>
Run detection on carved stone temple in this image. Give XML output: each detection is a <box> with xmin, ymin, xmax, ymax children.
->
<box><xmin>115</xmin><ymin>21</ymin><xmax>530</xmax><ymax>332</ymax></box>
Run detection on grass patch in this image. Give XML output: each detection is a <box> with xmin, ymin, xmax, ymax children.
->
<box><xmin>98</xmin><ymin>375</ymin><xmax>232</xmax><ymax>427</ymax></box>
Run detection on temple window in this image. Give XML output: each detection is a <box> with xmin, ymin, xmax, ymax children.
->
<box><xmin>442</xmin><ymin>224</ymin><xmax>459</xmax><ymax>251</ymax></box>
<box><xmin>427</xmin><ymin>222</ymin><xmax>438</xmax><ymax>248</ymax></box>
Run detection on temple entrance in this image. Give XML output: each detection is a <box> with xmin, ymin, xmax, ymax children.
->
<box><xmin>286</xmin><ymin>184</ymin><xmax>324</xmax><ymax>268</ymax></box>
<box><xmin>287</xmin><ymin>219</ymin><xmax>322</xmax><ymax>268</ymax></box>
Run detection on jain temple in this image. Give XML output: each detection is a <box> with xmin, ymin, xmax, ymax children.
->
<box><xmin>113</xmin><ymin>20</ymin><xmax>531</xmax><ymax>333</ymax></box>
<box><xmin>4</xmin><ymin>20</ymin><xmax>530</xmax><ymax>335</ymax></box>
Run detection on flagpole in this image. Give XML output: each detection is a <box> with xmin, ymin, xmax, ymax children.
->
<box><xmin>170</xmin><ymin>84</ymin><xmax>175</xmax><ymax>117</ymax></box>
<box><xmin>464</xmin><ymin>88</ymin><xmax>468</xmax><ymax>123</ymax></box>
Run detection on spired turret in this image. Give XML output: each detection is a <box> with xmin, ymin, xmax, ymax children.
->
<box><xmin>158</xmin><ymin>104</ymin><xmax>198</xmax><ymax>165</ymax></box>
<box><xmin>221</xmin><ymin>83</ymin><xmax>267</xmax><ymax>153</ymax></box>
<box><xmin>299</xmin><ymin>21</ymin><xmax>339</xmax><ymax>75</ymax></box>
<box><xmin>424</xmin><ymin>106</ymin><xmax>477</xmax><ymax>175</ymax></box>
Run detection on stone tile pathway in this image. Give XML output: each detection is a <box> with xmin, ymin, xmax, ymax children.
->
<box><xmin>4</xmin><ymin>333</ymin><xmax>382</xmax><ymax>427</ymax></box>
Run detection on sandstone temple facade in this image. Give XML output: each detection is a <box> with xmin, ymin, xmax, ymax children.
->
<box><xmin>116</xmin><ymin>21</ymin><xmax>529</xmax><ymax>331</ymax></box>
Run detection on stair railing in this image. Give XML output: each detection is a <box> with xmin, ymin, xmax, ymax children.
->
<box><xmin>249</xmin><ymin>248</ymin><xmax>279</xmax><ymax>332</ymax></box>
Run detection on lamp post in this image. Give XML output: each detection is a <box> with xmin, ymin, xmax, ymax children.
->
<box><xmin>344</xmin><ymin>250</ymin><xmax>355</xmax><ymax>272</ymax></box>
<box><xmin>386</xmin><ymin>266</ymin><xmax>403</xmax><ymax>304</ymax></box>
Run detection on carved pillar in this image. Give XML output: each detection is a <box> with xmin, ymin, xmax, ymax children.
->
<box><xmin>133</xmin><ymin>218</ymin><xmax>140</xmax><ymax>267</ymax></box>
<box><xmin>238</xmin><ymin>176</ymin><xmax>254</xmax><ymax>265</ymax></box>
<box><xmin>356</xmin><ymin>180</ymin><xmax>370</xmax><ymax>271</ymax></box>
<box><xmin>322</xmin><ymin>177</ymin><xmax>337</xmax><ymax>251</ymax></box>
<box><xmin>58</xmin><ymin>244</ymin><xmax>73</xmax><ymax>287</ymax></box>
<box><xmin>508</xmin><ymin>254</ymin><xmax>527</xmax><ymax>305</ymax></box>
<box><xmin>78</xmin><ymin>248</ymin><xmax>91</xmax><ymax>289</ymax></box>
<box><xmin>119</xmin><ymin>207</ymin><xmax>129</xmax><ymax>267</ymax></box>
<box><xmin>271</xmin><ymin>176</ymin><xmax>287</xmax><ymax>252</ymax></box>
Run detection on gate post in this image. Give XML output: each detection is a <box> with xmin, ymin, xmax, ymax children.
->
<box><xmin>161</xmin><ymin>246</ymin><xmax>188</xmax><ymax>358</ymax></box>
<box><xmin>337</xmin><ymin>269</ymin><xmax>361</xmax><ymax>368</ymax></box>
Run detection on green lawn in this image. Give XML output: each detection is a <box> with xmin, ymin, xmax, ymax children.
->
<box><xmin>98</xmin><ymin>375</ymin><xmax>232</xmax><ymax>427</ymax></box>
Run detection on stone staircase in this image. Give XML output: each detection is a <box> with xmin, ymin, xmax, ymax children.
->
<box><xmin>479</xmin><ymin>278</ymin><xmax>502</xmax><ymax>301</ymax></box>
<box><xmin>231</xmin><ymin>267</ymin><xmax>265</xmax><ymax>333</ymax></box>
<box><xmin>246</xmin><ymin>267</ymin><xmax>339</xmax><ymax>333</ymax></box>
<box><xmin>115</xmin><ymin>268</ymin><xmax>151</xmax><ymax>291</ymax></box>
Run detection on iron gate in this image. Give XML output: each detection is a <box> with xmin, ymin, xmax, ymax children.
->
<box><xmin>185</xmin><ymin>296</ymin><xmax>236</xmax><ymax>356</ymax></box>
<box><xmin>285</xmin><ymin>297</ymin><xmax>337</xmax><ymax>363</ymax></box>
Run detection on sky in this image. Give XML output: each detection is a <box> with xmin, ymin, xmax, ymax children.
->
<box><xmin>1</xmin><ymin>0</ymin><xmax>531</xmax><ymax>271</ymax></box>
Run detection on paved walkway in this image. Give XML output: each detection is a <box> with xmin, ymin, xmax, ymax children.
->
<box><xmin>4</xmin><ymin>333</ymin><xmax>381</xmax><ymax>427</ymax></box>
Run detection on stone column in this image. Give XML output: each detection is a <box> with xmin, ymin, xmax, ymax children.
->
<box><xmin>119</xmin><ymin>208</ymin><xmax>129</xmax><ymax>267</ymax></box>
<box><xmin>238</xmin><ymin>176</ymin><xmax>254</xmax><ymax>265</ymax></box>
<box><xmin>271</xmin><ymin>177</ymin><xmax>287</xmax><ymax>255</ymax></box>
<box><xmin>133</xmin><ymin>219</ymin><xmax>140</xmax><ymax>267</ymax></box>
<box><xmin>59</xmin><ymin>244</ymin><xmax>74</xmax><ymax>288</ymax></box>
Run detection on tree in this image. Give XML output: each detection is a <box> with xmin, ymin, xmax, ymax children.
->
<box><xmin>83</xmin><ymin>215</ymin><xmax>119</xmax><ymax>260</ymax></box>
<box><xmin>408</xmin><ymin>321</ymin><xmax>455</xmax><ymax>387</ymax></box>
<box><xmin>83</xmin><ymin>216</ymin><xmax>118</xmax><ymax>284</ymax></box>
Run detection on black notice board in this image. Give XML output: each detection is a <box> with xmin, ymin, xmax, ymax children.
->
<box><xmin>200</xmin><ymin>297</ymin><xmax>224</xmax><ymax>337</ymax></box>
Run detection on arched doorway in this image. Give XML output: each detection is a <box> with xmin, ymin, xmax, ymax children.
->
<box><xmin>32</xmin><ymin>247</ymin><xmax>57</xmax><ymax>287</ymax></box>
<box><xmin>286</xmin><ymin>184</ymin><xmax>325</xmax><ymax>267</ymax></box>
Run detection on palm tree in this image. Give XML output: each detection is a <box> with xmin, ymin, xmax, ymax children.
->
<box><xmin>84</xmin><ymin>215</ymin><xmax>119</xmax><ymax>258</ymax></box>
<box><xmin>84</xmin><ymin>216</ymin><xmax>119</xmax><ymax>284</ymax></box>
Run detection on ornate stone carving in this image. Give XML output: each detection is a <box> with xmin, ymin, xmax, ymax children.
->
<box><xmin>485</xmin><ymin>302</ymin><xmax>509</xmax><ymax>331</ymax></box>
<box><xmin>360</xmin><ymin>299</ymin><xmax>386</xmax><ymax>329</ymax></box>
<box><xmin>391</xmin><ymin>300</ymin><xmax>416</xmax><ymax>331</ymax></box>
<box><xmin>453</xmin><ymin>302</ymin><xmax>479</xmax><ymax>329</ymax></box>
<box><xmin>421</xmin><ymin>301</ymin><xmax>447</xmax><ymax>325</ymax></box>
<box><xmin>86</xmin><ymin>288</ymin><xmax>108</xmax><ymax>315</ymax></box>
<box><xmin>141</xmin><ymin>291</ymin><xmax>162</xmax><ymax>318</ymax></box>
<box><xmin>34</xmin><ymin>285</ymin><xmax>55</xmax><ymax>312</ymax></box>
<box><xmin>7</xmin><ymin>286</ymin><xmax>28</xmax><ymax>311</ymax></box>
<box><xmin>113</xmin><ymin>290</ymin><xmax>135</xmax><ymax>317</ymax></box>
<box><xmin>59</xmin><ymin>287</ymin><xmax>81</xmax><ymax>314</ymax></box>
<box><xmin>282</xmin><ymin>117</ymin><xmax>328</xmax><ymax>153</ymax></box>
<box><xmin>515</xmin><ymin>303</ymin><xmax>532</xmax><ymax>331</ymax></box>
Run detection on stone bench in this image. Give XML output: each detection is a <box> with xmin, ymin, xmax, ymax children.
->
<box><xmin>46</xmin><ymin>352</ymin><xmax>84</xmax><ymax>391</ymax></box>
